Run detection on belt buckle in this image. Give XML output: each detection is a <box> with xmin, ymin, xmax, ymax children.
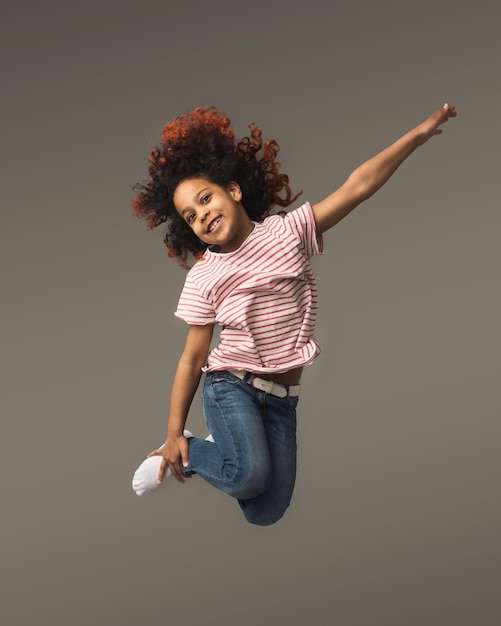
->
<box><xmin>250</xmin><ymin>375</ymin><xmax>275</xmax><ymax>395</ymax></box>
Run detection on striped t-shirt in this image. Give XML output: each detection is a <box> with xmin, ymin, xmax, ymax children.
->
<box><xmin>175</xmin><ymin>202</ymin><xmax>323</xmax><ymax>374</ymax></box>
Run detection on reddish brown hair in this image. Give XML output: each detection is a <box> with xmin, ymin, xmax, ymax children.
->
<box><xmin>132</xmin><ymin>107</ymin><xmax>301</xmax><ymax>268</ymax></box>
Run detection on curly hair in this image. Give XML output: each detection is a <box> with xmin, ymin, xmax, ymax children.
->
<box><xmin>132</xmin><ymin>106</ymin><xmax>301</xmax><ymax>268</ymax></box>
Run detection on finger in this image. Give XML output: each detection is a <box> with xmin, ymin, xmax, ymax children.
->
<box><xmin>442</xmin><ymin>103</ymin><xmax>457</xmax><ymax>120</ymax></box>
<box><xmin>182</xmin><ymin>456</ymin><xmax>190</xmax><ymax>468</ymax></box>
<box><xmin>169</xmin><ymin>461</ymin><xmax>186</xmax><ymax>484</ymax></box>
<box><xmin>166</xmin><ymin>455</ymin><xmax>186</xmax><ymax>484</ymax></box>
<box><xmin>157</xmin><ymin>458</ymin><xmax>168</xmax><ymax>484</ymax></box>
<box><xmin>174</xmin><ymin>459</ymin><xmax>192</xmax><ymax>482</ymax></box>
<box><xmin>180</xmin><ymin>443</ymin><xmax>190</xmax><ymax>472</ymax></box>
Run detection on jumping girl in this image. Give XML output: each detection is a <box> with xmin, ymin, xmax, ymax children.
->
<box><xmin>131</xmin><ymin>103</ymin><xmax>457</xmax><ymax>526</ymax></box>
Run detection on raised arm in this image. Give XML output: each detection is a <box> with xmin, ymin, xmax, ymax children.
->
<box><xmin>312</xmin><ymin>103</ymin><xmax>457</xmax><ymax>234</ymax></box>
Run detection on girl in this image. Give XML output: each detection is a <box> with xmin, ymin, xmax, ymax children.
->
<box><xmin>131</xmin><ymin>103</ymin><xmax>457</xmax><ymax>526</ymax></box>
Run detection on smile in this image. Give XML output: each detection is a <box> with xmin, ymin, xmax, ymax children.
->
<box><xmin>208</xmin><ymin>216</ymin><xmax>222</xmax><ymax>233</ymax></box>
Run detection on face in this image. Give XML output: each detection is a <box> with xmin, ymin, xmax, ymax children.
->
<box><xmin>174</xmin><ymin>177</ymin><xmax>254</xmax><ymax>253</ymax></box>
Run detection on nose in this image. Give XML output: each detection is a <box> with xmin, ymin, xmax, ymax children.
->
<box><xmin>200</xmin><ymin>208</ymin><xmax>209</xmax><ymax>222</ymax></box>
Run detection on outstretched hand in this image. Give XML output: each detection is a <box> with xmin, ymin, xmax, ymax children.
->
<box><xmin>418</xmin><ymin>103</ymin><xmax>457</xmax><ymax>145</ymax></box>
<box><xmin>311</xmin><ymin>102</ymin><xmax>458</xmax><ymax>234</ymax></box>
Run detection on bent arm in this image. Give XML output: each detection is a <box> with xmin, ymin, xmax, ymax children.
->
<box><xmin>312</xmin><ymin>103</ymin><xmax>457</xmax><ymax>234</ymax></box>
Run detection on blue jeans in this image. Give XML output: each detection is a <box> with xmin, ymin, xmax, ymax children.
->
<box><xmin>184</xmin><ymin>370</ymin><xmax>299</xmax><ymax>526</ymax></box>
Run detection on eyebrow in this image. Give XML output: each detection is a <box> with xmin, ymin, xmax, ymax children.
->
<box><xmin>180</xmin><ymin>187</ymin><xmax>210</xmax><ymax>216</ymax></box>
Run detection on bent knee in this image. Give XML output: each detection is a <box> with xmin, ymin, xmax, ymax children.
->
<box><xmin>225</xmin><ymin>464</ymin><xmax>272</xmax><ymax>500</ymax></box>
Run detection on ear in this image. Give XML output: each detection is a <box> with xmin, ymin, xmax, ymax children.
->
<box><xmin>228</xmin><ymin>181</ymin><xmax>242</xmax><ymax>202</ymax></box>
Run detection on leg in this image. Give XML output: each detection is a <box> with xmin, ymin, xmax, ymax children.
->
<box><xmin>238</xmin><ymin>393</ymin><xmax>299</xmax><ymax>526</ymax></box>
<box><xmin>185</xmin><ymin>372</ymin><xmax>273</xmax><ymax>500</ymax></box>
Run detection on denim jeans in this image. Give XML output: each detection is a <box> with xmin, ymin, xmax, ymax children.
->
<box><xmin>184</xmin><ymin>370</ymin><xmax>299</xmax><ymax>526</ymax></box>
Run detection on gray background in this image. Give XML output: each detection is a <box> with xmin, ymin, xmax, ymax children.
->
<box><xmin>2</xmin><ymin>0</ymin><xmax>499</xmax><ymax>624</ymax></box>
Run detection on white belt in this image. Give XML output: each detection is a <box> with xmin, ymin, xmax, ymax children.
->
<box><xmin>228</xmin><ymin>369</ymin><xmax>300</xmax><ymax>398</ymax></box>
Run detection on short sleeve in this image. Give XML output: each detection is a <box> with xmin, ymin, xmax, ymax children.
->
<box><xmin>283</xmin><ymin>202</ymin><xmax>323</xmax><ymax>257</ymax></box>
<box><xmin>174</xmin><ymin>271</ymin><xmax>216</xmax><ymax>325</ymax></box>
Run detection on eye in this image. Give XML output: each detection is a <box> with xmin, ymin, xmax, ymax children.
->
<box><xmin>186</xmin><ymin>213</ymin><xmax>196</xmax><ymax>223</ymax></box>
<box><xmin>201</xmin><ymin>194</ymin><xmax>211</xmax><ymax>205</ymax></box>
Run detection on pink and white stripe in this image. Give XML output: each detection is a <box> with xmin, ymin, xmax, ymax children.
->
<box><xmin>175</xmin><ymin>202</ymin><xmax>323</xmax><ymax>374</ymax></box>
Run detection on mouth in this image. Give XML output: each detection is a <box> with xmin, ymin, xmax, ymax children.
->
<box><xmin>207</xmin><ymin>216</ymin><xmax>222</xmax><ymax>234</ymax></box>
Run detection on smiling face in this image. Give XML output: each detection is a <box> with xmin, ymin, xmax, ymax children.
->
<box><xmin>173</xmin><ymin>177</ymin><xmax>254</xmax><ymax>253</ymax></box>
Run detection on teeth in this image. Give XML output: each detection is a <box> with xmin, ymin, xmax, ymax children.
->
<box><xmin>209</xmin><ymin>217</ymin><xmax>221</xmax><ymax>233</ymax></box>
